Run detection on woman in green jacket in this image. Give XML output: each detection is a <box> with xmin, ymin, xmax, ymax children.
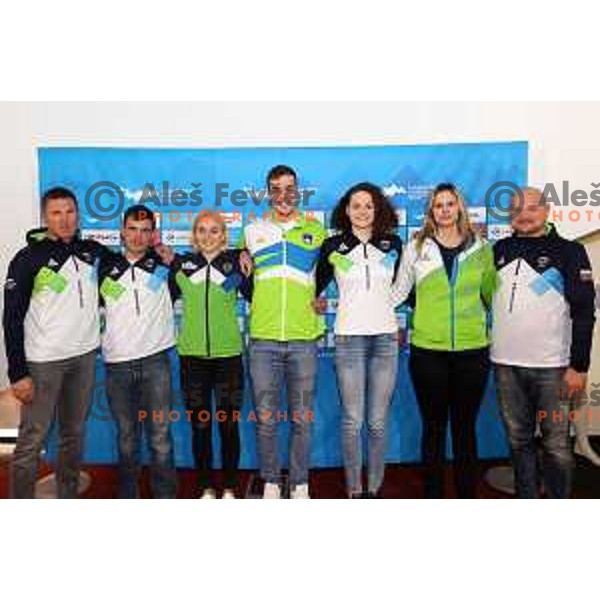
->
<box><xmin>171</xmin><ymin>211</ymin><xmax>251</xmax><ymax>499</ymax></box>
<box><xmin>392</xmin><ymin>183</ymin><xmax>496</xmax><ymax>498</ymax></box>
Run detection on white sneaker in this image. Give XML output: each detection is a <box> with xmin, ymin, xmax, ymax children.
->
<box><xmin>290</xmin><ymin>484</ymin><xmax>310</xmax><ymax>499</ymax></box>
<box><xmin>222</xmin><ymin>489</ymin><xmax>236</xmax><ymax>500</ymax></box>
<box><xmin>200</xmin><ymin>488</ymin><xmax>217</xmax><ymax>499</ymax></box>
<box><xmin>263</xmin><ymin>483</ymin><xmax>281</xmax><ymax>499</ymax></box>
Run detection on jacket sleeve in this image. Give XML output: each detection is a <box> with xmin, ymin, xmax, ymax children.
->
<box><xmin>3</xmin><ymin>248</ymin><xmax>35</xmax><ymax>384</ymax></box>
<box><xmin>230</xmin><ymin>249</ymin><xmax>253</xmax><ymax>302</ymax></box>
<box><xmin>238</xmin><ymin>274</ymin><xmax>254</xmax><ymax>302</ymax></box>
<box><xmin>97</xmin><ymin>253</ymin><xmax>109</xmax><ymax>307</ymax></box>
<box><xmin>168</xmin><ymin>255</ymin><xmax>182</xmax><ymax>302</ymax></box>
<box><xmin>391</xmin><ymin>236</ymin><xmax>404</xmax><ymax>284</ymax></box>
<box><xmin>480</xmin><ymin>241</ymin><xmax>498</xmax><ymax>309</ymax></box>
<box><xmin>564</xmin><ymin>242</ymin><xmax>596</xmax><ymax>373</ymax></box>
<box><xmin>315</xmin><ymin>238</ymin><xmax>335</xmax><ymax>297</ymax></box>
<box><xmin>94</xmin><ymin>240</ymin><xmax>119</xmax><ymax>304</ymax></box>
<box><xmin>390</xmin><ymin>241</ymin><xmax>416</xmax><ymax>307</ymax></box>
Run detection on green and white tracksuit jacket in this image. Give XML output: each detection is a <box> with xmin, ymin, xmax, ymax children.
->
<box><xmin>392</xmin><ymin>235</ymin><xmax>496</xmax><ymax>351</ymax></box>
<box><xmin>241</xmin><ymin>213</ymin><xmax>327</xmax><ymax>341</ymax></box>
<box><xmin>169</xmin><ymin>249</ymin><xmax>251</xmax><ymax>358</ymax></box>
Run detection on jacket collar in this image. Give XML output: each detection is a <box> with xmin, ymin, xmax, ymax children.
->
<box><xmin>511</xmin><ymin>222</ymin><xmax>558</xmax><ymax>240</ymax></box>
<box><xmin>26</xmin><ymin>227</ymin><xmax>81</xmax><ymax>247</ymax></box>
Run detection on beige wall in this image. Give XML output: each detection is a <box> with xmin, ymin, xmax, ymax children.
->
<box><xmin>0</xmin><ymin>389</ymin><xmax>18</xmax><ymax>438</ymax></box>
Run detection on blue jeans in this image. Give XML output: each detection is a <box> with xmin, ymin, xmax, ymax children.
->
<box><xmin>11</xmin><ymin>350</ymin><xmax>96</xmax><ymax>499</ymax></box>
<box><xmin>105</xmin><ymin>349</ymin><xmax>176</xmax><ymax>499</ymax></box>
<box><xmin>249</xmin><ymin>340</ymin><xmax>318</xmax><ymax>487</ymax></box>
<box><xmin>335</xmin><ymin>334</ymin><xmax>399</xmax><ymax>495</ymax></box>
<box><xmin>494</xmin><ymin>364</ymin><xmax>572</xmax><ymax>499</ymax></box>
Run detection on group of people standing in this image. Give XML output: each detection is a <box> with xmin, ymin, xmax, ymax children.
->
<box><xmin>3</xmin><ymin>164</ymin><xmax>596</xmax><ymax>499</ymax></box>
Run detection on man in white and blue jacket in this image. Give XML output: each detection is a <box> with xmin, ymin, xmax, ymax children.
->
<box><xmin>98</xmin><ymin>204</ymin><xmax>177</xmax><ymax>499</ymax></box>
<box><xmin>3</xmin><ymin>187</ymin><xmax>109</xmax><ymax>498</ymax></box>
<box><xmin>492</xmin><ymin>187</ymin><xmax>596</xmax><ymax>499</ymax></box>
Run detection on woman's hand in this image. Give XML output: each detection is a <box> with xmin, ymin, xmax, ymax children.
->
<box><xmin>239</xmin><ymin>251</ymin><xmax>254</xmax><ymax>277</ymax></box>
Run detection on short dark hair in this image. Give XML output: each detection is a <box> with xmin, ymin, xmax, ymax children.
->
<box><xmin>41</xmin><ymin>186</ymin><xmax>78</xmax><ymax>213</ymax></box>
<box><xmin>266</xmin><ymin>165</ymin><xmax>297</xmax><ymax>190</ymax></box>
<box><xmin>123</xmin><ymin>204</ymin><xmax>156</xmax><ymax>229</ymax></box>
<box><xmin>331</xmin><ymin>182</ymin><xmax>399</xmax><ymax>238</ymax></box>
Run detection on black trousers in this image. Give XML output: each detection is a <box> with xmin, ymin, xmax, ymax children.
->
<box><xmin>409</xmin><ymin>345</ymin><xmax>490</xmax><ymax>498</ymax></box>
<box><xmin>179</xmin><ymin>355</ymin><xmax>244</xmax><ymax>490</ymax></box>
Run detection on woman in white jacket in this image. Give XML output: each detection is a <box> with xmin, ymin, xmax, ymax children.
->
<box><xmin>316</xmin><ymin>182</ymin><xmax>403</xmax><ymax>498</ymax></box>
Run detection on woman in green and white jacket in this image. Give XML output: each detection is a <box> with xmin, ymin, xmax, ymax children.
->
<box><xmin>170</xmin><ymin>211</ymin><xmax>251</xmax><ymax>500</ymax></box>
<box><xmin>392</xmin><ymin>183</ymin><xmax>496</xmax><ymax>498</ymax></box>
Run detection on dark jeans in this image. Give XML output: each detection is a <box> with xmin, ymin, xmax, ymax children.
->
<box><xmin>105</xmin><ymin>349</ymin><xmax>176</xmax><ymax>499</ymax></box>
<box><xmin>409</xmin><ymin>345</ymin><xmax>490</xmax><ymax>498</ymax></box>
<box><xmin>494</xmin><ymin>364</ymin><xmax>572</xmax><ymax>499</ymax></box>
<box><xmin>180</xmin><ymin>355</ymin><xmax>243</xmax><ymax>490</ymax></box>
<box><xmin>11</xmin><ymin>350</ymin><xmax>96</xmax><ymax>499</ymax></box>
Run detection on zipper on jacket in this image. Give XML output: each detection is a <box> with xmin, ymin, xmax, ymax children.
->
<box><xmin>282</xmin><ymin>234</ymin><xmax>287</xmax><ymax>339</ymax></box>
<box><xmin>363</xmin><ymin>244</ymin><xmax>371</xmax><ymax>291</ymax></box>
<box><xmin>449</xmin><ymin>255</ymin><xmax>459</xmax><ymax>351</ymax></box>
<box><xmin>71</xmin><ymin>256</ymin><xmax>84</xmax><ymax>309</ymax></box>
<box><xmin>508</xmin><ymin>259</ymin><xmax>522</xmax><ymax>313</ymax></box>
<box><xmin>131</xmin><ymin>267</ymin><xmax>141</xmax><ymax>316</ymax></box>
<box><xmin>205</xmin><ymin>262</ymin><xmax>211</xmax><ymax>357</ymax></box>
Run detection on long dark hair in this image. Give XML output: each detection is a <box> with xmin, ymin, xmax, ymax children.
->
<box><xmin>331</xmin><ymin>182</ymin><xmax>398</xmax><ymax>238</ymax></box>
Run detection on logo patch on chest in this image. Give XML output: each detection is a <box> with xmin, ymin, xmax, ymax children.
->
<box><xmin>537</xmin><ymin>256</ymin><xmax>551</xmax><ymax>269</ymax></box>
<box><xmin>382</xmin><ymin>250</ymin><xmax>399</xmax><ymax>269</ymax></box>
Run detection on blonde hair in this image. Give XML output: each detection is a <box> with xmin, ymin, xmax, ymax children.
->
<box><xmin>191</xmin><ymin>210</ymin><xmax>228</xmax><ymax>252</ymax></box>
<box><xmin>415</xmin><ymin>184</ymin><xmax>476</xmax><ymax>254</ymax></box>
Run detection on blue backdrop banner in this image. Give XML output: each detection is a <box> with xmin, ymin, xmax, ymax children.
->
<box><xmin>39</xmin><ymin>141</ymin><xmax>528</xmax><ymax>467</ymax></box>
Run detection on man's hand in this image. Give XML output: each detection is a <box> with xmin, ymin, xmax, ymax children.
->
<box><xmin>563</xmin><ymin>368</ymin><xmax>588</xmax><ymax>403</ymax></box>
<box><xmin>239</xmin><ymin>251</ymin><xmax>254</xmax><ymax>277</ymax></box>
<box><xmin>12</xmin><ymin>376</ymin><xmax>34</xmax><ymax>405</ymax></box>
<box><xmin>155</xmin><ymin>243</ymin><xmax>174</xmax><ymax>265</ymax></box>
<box><xmin>313</xmin><ymin>297</ymin><xmax>327</xmax><ymax>315</ymax></box>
